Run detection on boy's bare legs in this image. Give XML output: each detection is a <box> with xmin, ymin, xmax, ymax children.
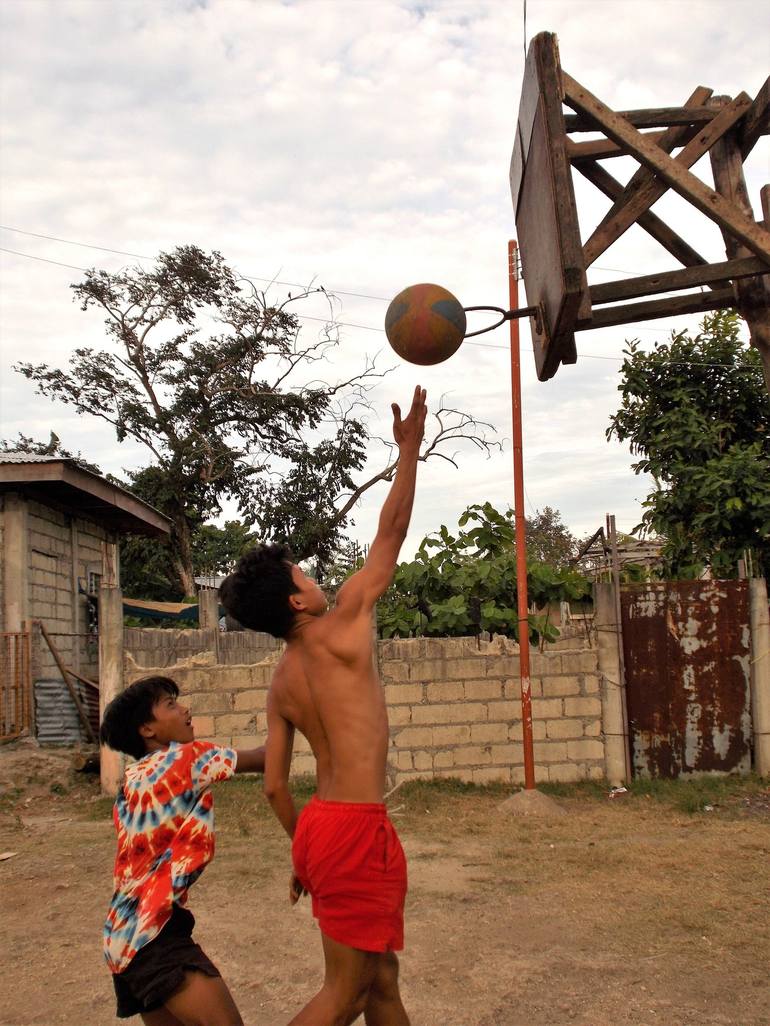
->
<box><xmin>288</xmin><ymin>933</ymin><xmax>378</xmax><ymax>1026</ymax></box>
<box><xmin>364</xmin><ymin>953</ymin><xmax>410</xmax><ymax>1026</ymax></box>
<box><xmin>141</xmin><ymin>971</ymin><xmax>243</xmax><ymax>1026</ymax></box>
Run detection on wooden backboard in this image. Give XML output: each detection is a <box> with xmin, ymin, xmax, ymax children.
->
<box><xmin>510</xmin><ymin>33</ymin><xmax>590</xmax><ymax>381</ymax></box>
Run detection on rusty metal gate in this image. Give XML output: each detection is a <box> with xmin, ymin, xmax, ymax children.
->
<box><xmin>1</xmin><ymin>631</ymin><xmax>33</xmax><ymax>741</ymax></box>
<box><xmin>620</xmin><ymin>581</ymin><xmax>752</xmax><ymax>777</ymax></box>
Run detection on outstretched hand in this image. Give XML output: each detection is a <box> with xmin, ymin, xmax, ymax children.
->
<box><xmin>392</xmin><ymin>386</ymin><xmax>427</xmax><ymax>452</ymax></box>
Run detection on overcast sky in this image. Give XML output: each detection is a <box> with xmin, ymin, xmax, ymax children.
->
<box><xmin>0</xmin><ymin>0</ymin><xmax>767</xmax><ymax>558</ymax></box>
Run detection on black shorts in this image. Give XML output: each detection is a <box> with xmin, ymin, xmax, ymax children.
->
<box><xmin>112</xmin><ymin>905</ymin><xmax>221</xmax><ymax>1019</ymax></box>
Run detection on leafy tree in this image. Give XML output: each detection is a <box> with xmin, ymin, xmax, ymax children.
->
<box><xmin>14</xmin><ymin>245</ymin><xmax>496</xmax><ymax>595</ymax></box>
<box><xmin>525</xmin><ymin>506</ymin><xmax>577</xmax><ymax>565</ymax></box>
<box><xmin>607</xmin><ymin>311</ymin><xmax>770</xmax><ymax>578</ymax></box>
<box><xmin>377</xmin><ymin>502</ymin><xmax>590</xmax><ymax>641</ymax></box>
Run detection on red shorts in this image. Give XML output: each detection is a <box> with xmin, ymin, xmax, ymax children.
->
<box><xmin>292</xmin><ymin>797</ymin><xmax>407</xmax><ymax>953</ymax></box>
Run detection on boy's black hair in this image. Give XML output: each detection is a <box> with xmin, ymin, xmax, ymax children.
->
<box><xmin>219</xmin><ymin>543</ymin><xmax>299</xmax><ymax>639</ymax></box>
<box><xmin>99</xmin><ymin>676</ymin><xmax>179</xmax><ymax>760</ymax></box>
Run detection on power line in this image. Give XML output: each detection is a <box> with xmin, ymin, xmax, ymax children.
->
<box><xmin>0</xmin><ymin>223</ymin><xmax>669</xmax><ymax>299</ymax></box>
<box><xmin>0</xmin><ymin>240</ymin><xmax>753</xmax><ymax>370</ymax></box>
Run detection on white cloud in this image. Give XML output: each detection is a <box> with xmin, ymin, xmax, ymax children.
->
<box><xmin>0</xmin><ymin>0</ymin><xmax>765</xmax><ymax>557</ymax></box>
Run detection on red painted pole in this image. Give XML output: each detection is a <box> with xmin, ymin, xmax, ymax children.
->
<box><xmin>508</xmin><ymin>240</ymin><xmax>536</xmax><ymax>790</ymax></box>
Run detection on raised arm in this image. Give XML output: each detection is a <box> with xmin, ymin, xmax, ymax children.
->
<box><xmin>263</xmin><ymin>689</ymin><xmax>298</xmax><ymax>838</ymax></box>
<box><xmin>336</xmin><ymin>386</ymin><xmax>427</xmax><ymax>616</ymax></box>
<box><xmin>234</xmin><ymin>746</ymin><xmax>266</xmax><ymax>773</ymax></box>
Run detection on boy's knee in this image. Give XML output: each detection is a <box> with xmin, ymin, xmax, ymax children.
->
<box><xmin>372</xmin><ymin>952</ymin><xmax>400</xmax><ymax>996</ymax></box>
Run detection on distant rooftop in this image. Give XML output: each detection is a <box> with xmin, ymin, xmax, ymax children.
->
<box><xmin>0</xmin><ymin>452</ymin><xmax>67</xmax><ymax>464</ymax></box>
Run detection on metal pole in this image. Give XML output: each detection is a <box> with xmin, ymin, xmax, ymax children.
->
<box><xmin>508</xmin><ymin>240</ymin><xmax>536</xmax><ymax>789</ymax></box>
<box><xmin>607</xmin><ymin>514</ymin><xmax>633</xmax><ymax>781</ymax></box>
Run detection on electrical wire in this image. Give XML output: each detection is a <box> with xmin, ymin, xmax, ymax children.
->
<box><xmin>0</xmin><ymin>237</ymin><xmax>754</xmax><ymax>370</ymax></box>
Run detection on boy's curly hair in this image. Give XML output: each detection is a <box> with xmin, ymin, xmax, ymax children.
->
<box><xmin>100</xmin><ymin>676</ymin><xmax>179</xmax><ymax>760</ymax></box>
<box><xmin>219</xmin><ymin>543</ymin><xmax>299</xmax><ymax>639</ymax></box>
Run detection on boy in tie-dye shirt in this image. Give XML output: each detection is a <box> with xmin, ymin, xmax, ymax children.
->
<box><xmin>100</xmin><ymin>675</ymin><xmax>265</xmax><ymax>1024</ymax></box>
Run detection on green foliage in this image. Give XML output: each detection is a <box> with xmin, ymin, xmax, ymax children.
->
<box><xmin>377</xmin><ymin>502</ymin><xmax>590</xmax><ymax>642</ymax></box>
<box><xmin>14</xmin><ymin>246</ymin><xmax>372</xmax><ymax>594</ymax></box>
<box><xmin>608</xmin><ymin>311</ymin><xmax>770</xmax><ymax>577</ymax></box>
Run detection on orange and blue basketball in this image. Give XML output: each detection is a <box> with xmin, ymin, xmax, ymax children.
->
<box><xmin>384</xmin><ymin>283</ymin><xmax>466</xmax><ymax>366</ymax></box>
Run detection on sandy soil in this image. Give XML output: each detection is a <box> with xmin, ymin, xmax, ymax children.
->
<box><xmin>0</xmin><ymin>741</ymin><xmax>769</xmax><ymax>1026</ymax></box>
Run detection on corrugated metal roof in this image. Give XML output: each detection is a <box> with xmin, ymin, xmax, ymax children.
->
<box><xmin>0</xmin><ymin>451</ymin><xmax>65</xmax><ymax>464</ymax></box>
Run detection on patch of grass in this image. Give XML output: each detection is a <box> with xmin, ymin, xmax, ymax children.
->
<box><xmin>539</xmin><ymin>779</ymin><xmax>609</xmax><ymax>800</ymax></box>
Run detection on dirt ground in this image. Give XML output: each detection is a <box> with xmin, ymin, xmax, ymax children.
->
<box><xmin>0</xmin><ymin>742</ymin><xmax>769</xmax><ymax>1026</ymax></box>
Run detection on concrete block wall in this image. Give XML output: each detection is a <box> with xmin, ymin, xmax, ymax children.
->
<box><xmin>126</xmin><ymin>633</ymin><xmax>605</xmax><ymax>785</ymax></box>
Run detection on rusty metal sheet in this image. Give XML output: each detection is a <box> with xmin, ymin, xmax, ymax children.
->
<box><xmin>621</xmin><ymin>581</ymin><xmax>751</xmax><ymax>777</ymax></box>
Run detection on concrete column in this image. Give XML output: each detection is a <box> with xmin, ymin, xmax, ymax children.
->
<box><xmin>595</xmin><ymin>582</ymin><xmax>630</xmax><ymax>785</ymax></box>
<box><xmin>198</xmin><ymin>588</ymin><xmax>219</xmax><ymax>629</ymax></box>
<box><xmin>749</xmin><ymin>578</ymin><xmax>770</xmax><ymax>777</ymax></box>
<box><xmin>98</xmin><ymin>584</ymin><xmax>124</xmax><ymax>794</ymax></box>
<box><xmin>3</xmin><ymin>493</ymin><xmax>29</xmax><ymax>633</ymax></box>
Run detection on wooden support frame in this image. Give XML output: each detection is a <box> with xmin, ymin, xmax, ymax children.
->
<box><xmin>510</xmin><ymin>31</ymin><xmax>770</xmax><ymax>382</ymax></box>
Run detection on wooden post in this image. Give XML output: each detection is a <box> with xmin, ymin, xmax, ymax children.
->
<box><xmin>99</xmin><ymin>541</ymin><xmax>124</xmax><ymax>795</ymax></box>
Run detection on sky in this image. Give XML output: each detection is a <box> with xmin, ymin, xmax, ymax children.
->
<box><xmin>0</xmin><ymin>0</ymin><xmax>767</xmax><ymax>559</ymax></box>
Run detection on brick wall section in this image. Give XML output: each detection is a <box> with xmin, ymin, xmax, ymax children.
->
<box><xmin>126</xmin><ymin>633</ymin><xmax>604</xmax><ymax>785</ymax></box>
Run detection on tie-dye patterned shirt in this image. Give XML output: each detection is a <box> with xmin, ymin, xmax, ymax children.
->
<box><xmin>104</xmin><ymin>740</ymin><xmax>237</xmax><ymax>973</ymax></box>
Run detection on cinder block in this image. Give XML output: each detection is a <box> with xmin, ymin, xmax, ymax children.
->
<box><xmin>413</xmin><ymin>750</ymin><xmax>433</xmax><ymax>771</ymax></box>
<box><xmin>426</xmin><ymin>681</ymin><xmax>464</xmax><ymax>702</ymax></box>
<box><xmin>572</xmin><ymin>651</ymin><xmax>599</xmax><ymax>673</ymax></box>
<box><xmin>532</xmin><ymin>697</ymin><xmax>563</xmax><ymax>719</ymax></box>
<box><xmin>396</xmin><ymin>751</ymin><xmax>413</xmax><ymax>770</ymax></box>
<box><xmin>231</xmin><ymin>734</ymin><xmax>260</xmax><ymax>748</ymax></box>
<box><xmin>564</xmin><ymin>697</ymin><xmax>602</xmax><ymax>718</ymax></box>
<box><xmin>583</xmin><ymin>720</ymin><xmax>602</xmax><ymax>737</ymax></box>
<box><xmin>473</xmin><ymin>766</ymin><xmax>511</xmax><ymax>784</ymax></box>
<box><xmin>393</xmin><ymin>725</ymin><xmax>433</xmax><ymax>747</ymax></box>
<box><xmin>588</xmin><ymin>765</ymin><xmax>605</xmax><ymax>780</ymax></box>
<box><xmin>193</xmin><ymin>689</ymin><xmax>232</xmax><ymax>714</ymax></box>
<box><xmin>547</xmin><ymin>762</ymin><xmax>584</xmax><ymax>783</ymax></box>
<box><xmin>249</xmin><ymin>666</ymin><xmax>275</xmax><ymax>686</ymax></box>
<box><xmin>380</xmin><ymin>660</ymin><xmax>410</xmax><ymax>682</ymax></box>
<box><xmin>530</xmin><ymin>652</ymin><xmax>561</xmax><ymax>675</ymax></box>
<box><xmin>545</xmin><ymin>719</ymin><xmax>584</xmax><ymax>740</ymax></box>
<box><xmin>432</xmin><ymin>724</ymin><xmax>471</xmax><ymax>746</ymax></box>
<box><xmin>387</xmin><ymin>705</ymin><xmax>412</xmax><ymax>727</ymax></box>
<box><xmin>490</xmin><ymin>743</ymin><xmax>524</xmax><ymax>764</ymax></box>
<box><xmin>541</xmin><ymin>675</ymin><xmax>581</xmax><ymax>697</ymax></box>
<box><xmin>533</xmin><ymin>741</ymin><xmax>568</xmax><ymax>763</ymax></box>
<box><xmin>433</xmin><ymin>750</ymin><xmax>454</xmax><ymax>769</ymax></box>
<box><xmin>291</xmin><ymin>754</ymin><xmax>316</xmax><ymax>775</ymax></box>
<box><xmin>567</xmin><ymin>738</ymin><xmax>605</xmax><ymax>760</ymax></box>
<box><xmin>412</xmin><ymin>702</ymin><xmax>487</xmax><ymax>725</ymax></box>
<box><xmin>191</xmin><ymin>715</ymin><xmax>215</xmax><ymax>737</ymax></box>
<box><xmin>409</xmin><ymin>659</ymin><xmax>447</xmax><ymax>681</ymax></box>
<box><xmin>465</xmin><ymin>678</ymin><xmax>504</xmax><ymax>700</ymax></box>
<box><xmin>445</xmin><ymin>658</ymin><xmax>487</xmax><ymax>680</ymax></box>
<box><xmin>484</xmin><ymin>700</ymin><xmax>521</xmax><ymax>721</ymax></box>
<box><xmin>470</xmin><ymin>722</ymin><xmax>509</xmax><ymax>744</ymax></box>
<box><xmin>385</xmin><ymin>683</ymin><xmax>423</xmax><ymax>705</ymax></box>
<box><xmin>214</xmin><ymin>712</ymin><xmax>255</xmax><ymax>735</ymax></box>
<box><xmin>582</xmin><ymin>675</ymin><xmax>600</xmax><ymax>695</ymax></box>
<box><xmin>452</xmin><ymin>745</ymin><xmax>492</xmax><ymax>767</ymax></box>
<box><xmin>232</xmin><ymin>689</ymin><xmax>267</xmax><ymax>712</ymax></box>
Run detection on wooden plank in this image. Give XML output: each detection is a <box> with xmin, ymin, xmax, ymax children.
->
<box><xmin>562</xmin><ymin>72</ymin><xmax>770</xmax><ymax>263</ymax></box>
<box><xmin>590</xmin><ymin>256</ymin><xmax>768</xmax><ymax>304</ymax></box>
<box><xmin>739</xmin><ymin>76</ymin><xmax>770</xmax><ymax>160</ymax></box>
<box><xmin>573</xmin><ymin>159</ymin><xmax>718</xmax><ymax>283</ymax></box>
<box><xmin>577</xmin><ymin>288</ymin><xmax>735</xmax><ymax>331</ymax></box>
<box><xmin>569</xmin><ymin>128</ymin><xmax>675</xmax><ymax>162</ymax></box>
<box><xmin>564</xmin><ymin>104</ymin><xmax>715</xmax><ymax>133</ymax></box>
<box><xmin>582</xmin><ymin>91</ymin><xmax>751</xmax><ymax>266</ymax></box>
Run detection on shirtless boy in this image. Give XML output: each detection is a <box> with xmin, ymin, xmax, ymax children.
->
<box><xmin>219</xmin><ymin>386</ymin><xmax>427</xmax><ymax>1026</ymax></box>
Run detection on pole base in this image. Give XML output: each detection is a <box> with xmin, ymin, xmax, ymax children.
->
<box><xmin>499</xmin><ymin>788</ymin><xmax>567</xmax><ymax>817</ymax></box>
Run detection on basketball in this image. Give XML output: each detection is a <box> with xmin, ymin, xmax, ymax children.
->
<box><xmin>384</xmin><ymin>283</ymin><xmax>466</xmax><ymax>366</ymax></box>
